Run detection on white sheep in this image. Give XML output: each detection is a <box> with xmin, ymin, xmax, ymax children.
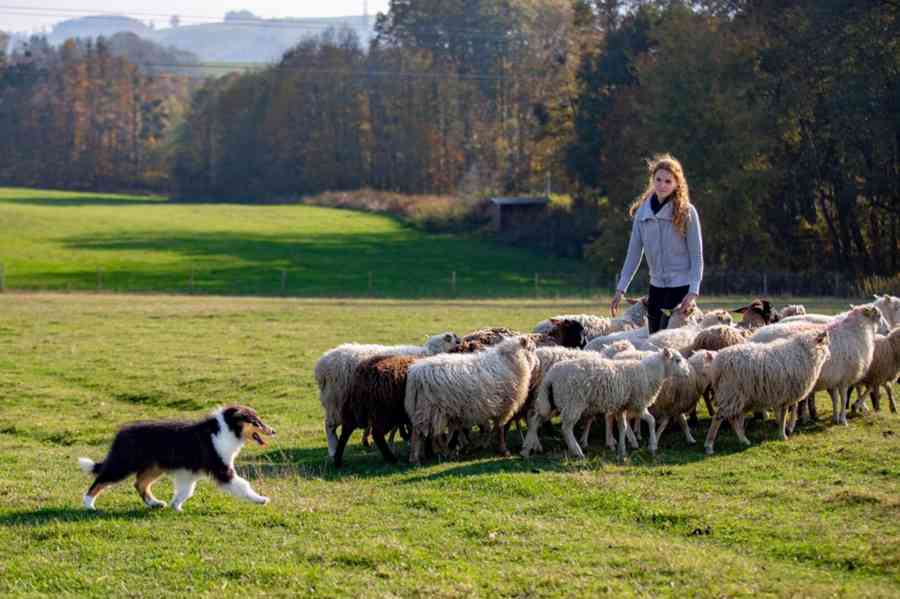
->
<box><xmin>316</xmin><ymin>332</ymin><xmax>461</xmax><ymax>458</ymax></box>
<box><xmin>652</xmin><ymin>350</ymin><xmax>718</xmax><ymax>445</ymax></box>
<box><xmin>749</xmin><ymin>305</ymin><xmax>883</xmax><ymax>425</ymax></box>
<box><xmin>778</xmin><ymin>304</ymin><xmax>807</xmax><ymax>318</ymax></box>
<box><xmin>690</xmin><ymin>325</ymin><xmax>750</xmax><ymax>352</ymax></box>
<box><xmin>533</xmin><ymin>298</ymin><xmax>648</xmax><ymax>340</ymax></box>
<box><xmin>781</xmin><ymin>296</ymin><xmax>897</xmax><ymax>332</ymax></box>
<box><xmin>850</xmin><ymin>327</ymin><xmax>900</xmax><ymax>414</ymax></box>
<box><xmin>521</xmin><ymin>348</ymin><xmax>691</xmax><ymax>461</ymax></box>
<box><xmin>405</xmin><ymin>335</ymin><xmax>537</xmax><ymax>463</ymax></box>
<box><xmin>705</xmin><ymin>330</ymin><xmax>830</xmax><ymax>454</ymax></box>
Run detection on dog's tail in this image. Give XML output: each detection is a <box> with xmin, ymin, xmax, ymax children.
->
<box><xmin>78</xmin><ymin>457</ymin><xmax>101</xmax><ymax>475</ymax></box>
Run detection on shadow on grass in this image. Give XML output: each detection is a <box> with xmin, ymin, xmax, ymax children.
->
<box><xmin>0</xmin><ymin>506</ymin><xmax>156</xmax><ymax>527</ymax></box>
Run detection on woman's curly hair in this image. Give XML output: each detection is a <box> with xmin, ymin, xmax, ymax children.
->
<box><xmin>628</xmin><ymin>153</ymin><xmax>692</xmax><ymax>236</ymax></box>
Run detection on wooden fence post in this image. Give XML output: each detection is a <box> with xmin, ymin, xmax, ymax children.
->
<box><xmin>368</xmin><ymin>271</ymin><xmax>374</xmax><ymax>295</ymax></box>
<box><xmin>280</xmin><ymin>269</ymin><xmax>287</xmax><ymax>295</ymax></box>
<box><xmin>451</xmin><ymin>271</ymin><xmax>456</xmax><ymax>295</ymax></box>
<box><xmin>96</xmin><ymin>269</ymin><xmax>102</xmax><ymax>291</ymax></box>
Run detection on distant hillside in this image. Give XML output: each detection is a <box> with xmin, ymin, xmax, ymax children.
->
<box><xmin>46</xmin><ymin>14</ymin><xmax>374</xmax><ymax>63</ymax></box>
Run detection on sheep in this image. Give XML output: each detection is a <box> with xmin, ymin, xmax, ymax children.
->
<box><xmin>850</xmin><ymin>327</ymin><xmax>900</xmax><ymax>414</ymax></box>
<box><xmin>780</xmin><ymin>295</ymin><xmax>898</xmax><ymax>331</ymax></box>
<box><xmin>533</xmin><ymin>298</ymin><xmax>648</xmax><ymax>340</ymax></box>
<box><xmin>749</xmin><ymin>305</ymin><xmax>883</xmax><ymax>425</ymax></box>
<box><xmin>631</xmin><ymin>311</ymin><xmax>732</xmax><ymax>356</ymax></box>
<box><xmin>778</xmin><ymin>304</ymin><xmax>807</xmax><ymax>319</ymax></box>
<box><xmin>405</xmin><ymin>335</ymin><xmax>537</xmax><ymax>463</ymax></box>
<box><xmin>521</xmin><ymin>348</ymin><xmax>691</xmax><ymax>461</ymax></box>
<box><xmin>704</xmin><ymin>330</ymin><xmax>831</xmax><ymax>455</ymax></box>
<box><xmin>652</xmin><ymin>350</ymin><xmax>718</xmax><ymax>445</ymax></box>
<box><xmin>460</xmin><ymin>319</ymin><xmax>586</xmax><ymax>352</ymax></box>
<box><xmin>600</xmin><ymin>339</ymin><xmax>637</xmax><ymax>357</ymax></box>
<box><xmin>333</xmin><ymin>354</ymin><xmax>417</xmax><ymax>468</ymax></box>
<box><xmin>585</xmin><ymin>308</ymin><xmax>730</xmax><ymax>353</ymax></box>
<box><xmin>690</xmin><ymin>325</ymin><xmax>751</xmax><ymax>352</ymax></box>
<box><xmin>733</xmin><ymin>299</ymin><xmax>776</xmax><ymax>330</ymax></box>
<box><xmin>315</xmin><ymin>332</ymin><xmax>461</xmax><ymax>458</ymax></box>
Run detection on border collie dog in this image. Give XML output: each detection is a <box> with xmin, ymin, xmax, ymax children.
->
<box><xmin>77</xmin><ymin>405</ymin><xmax>275</xmax><ymax>511</ymax></box>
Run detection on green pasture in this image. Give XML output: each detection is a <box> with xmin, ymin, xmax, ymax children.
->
<box><xmin>0</xmin><ymin>293</ymin><xmax>897</xmax><ymax>598</ymax></box>
<box><xmin>0</xmin><ymin>188</ymin><xmax>593</xmax><ymax>298</ymax></box>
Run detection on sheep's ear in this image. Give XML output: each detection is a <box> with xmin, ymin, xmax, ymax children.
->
<box><xmin>444</xmin><ymin>334</ymin><xmax>452</xmax><ymax>342</ymax></box>
<box><xmin>625</xmin><ymin>298</ymin><xmax>639</xmax><ymax>305</ymax></box>
<box><xmin>705</xmin><ymin>351</ymin><xmax>716</xmax><ymax>362</ymax></box>
<box><xmin>662</xmin><ymin>348</ymin><xmax>674</xmax><ymax>358</ymax></box>
<box><xmin>549</xmin><ymin>318</ymin><xmax>561</xmax><ymax>325</ymax></box>
<box><xmin>815</xmin><ymin>331</ymin><xmax>829</xmax><ymax>345</ymax></box>
<box><xmin>732</xmin><ymin>305</ymin><xmax>749</xmax><ymax>314</ymax></box>
<box><xmin>640</xmin><ymin>296</ymin><xmax>649</xmax><ymax>306</ymax></box>
<box><xmin>519</xmin><ymin>336</ymin><xmax>528</xmax><ymax>347</ymax></box>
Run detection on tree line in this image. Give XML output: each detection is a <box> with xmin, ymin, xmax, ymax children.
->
<box><xmin>0</xmin><ymin>0</ymin><xmax>897</xmax><ymax>278</ymax></box>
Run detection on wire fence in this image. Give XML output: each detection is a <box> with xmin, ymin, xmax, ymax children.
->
<box><xmin>0</xmin><ymin>263</ymin><xmax>896</xmax><ymax>300</ymax></box>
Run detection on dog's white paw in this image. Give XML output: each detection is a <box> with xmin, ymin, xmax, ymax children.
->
<box><xmin>145</xmin><ymin>499</ymin><xmax>167</xmax><ymax>509</ymax></box>
<box><xmin>83</xmin><ymin>495</ymin><xmax>96</xmax><ymax>510</ymax></box>
<box><xmin>256</xmin><ymin>496</ymin><xmax>270</xmax><ymax>505</ymax></box>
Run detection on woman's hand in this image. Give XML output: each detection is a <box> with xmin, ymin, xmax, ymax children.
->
<box><xmin>610</xmin><ymin>290</ymin><xmax>624</xmax><ymax>316</ymax></box>
<box><xmin>677</xmin><ymin>292</ymin><xmax>698</xmax><ymax>315</ymax></box>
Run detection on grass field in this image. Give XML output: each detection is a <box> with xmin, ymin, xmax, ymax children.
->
<box><xmin>1</xmin><ymin>293</ymin><xmax>898</xmax><ymax>598</ymax></box>
<box><xmin>0</xmin><ymin>188</ymin><xmax>593</xmax><ymax>298</ymax></box>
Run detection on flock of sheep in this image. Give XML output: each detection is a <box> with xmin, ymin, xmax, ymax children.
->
<box><xmin>315</xmin><ymin>295</ymin><xmax>900</xmax><ymax>465</ymax></box>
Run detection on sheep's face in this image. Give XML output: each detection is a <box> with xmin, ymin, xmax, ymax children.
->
<box><xmin>690</xmin><ymin>350</ymin><xmax>717</xmax><ymax>390</ymax></box>
<box><xmin>662</xmin><ymin>348</ymin><xmax>692</xmax><ymax>378</ymax></box>
<box><xmin>701</xmin><ymin>310</ymin><xmax>733</xmax><ymax>327</ymax></box>
<box><xmin>812</xmin><ymin>331</ymin><xmax>831</xmax><ymax>361</ymax></box>
<box><xmin>874</xmin><ymin>295</ymin><xmax>900</xmax><ymax>327</ymax></box>
<box><xmin>853</xmin><ymin>305</ymin><xmax>890</xmax><ymax>334</ymax></box>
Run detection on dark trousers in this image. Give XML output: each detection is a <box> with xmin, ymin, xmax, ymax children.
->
<box><xmin>647</xmin><ymin>284</ymin><xmax>690</xmax><ymax>334</ymax></box>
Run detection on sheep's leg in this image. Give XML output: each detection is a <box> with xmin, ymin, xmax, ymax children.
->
<box><xmin>655</xmin><ymin>416</ymin><xmax>671</xmax><ymax>443</ymax></box>
<box><xmin>703</xmin><ymin>388</ymin><xmax>716</xmax><ymax>418</ymax></box>
<box><xmin>605</xmin><ymin>413</ymin><xmax>616</xmax><ymax>450</ymax></box>
<box><xmin>371</xmin><ymin>420</ymin><xmax>398</xmax><ymax>464</ymax></box>
<box><xmin>731</xmin><ymin>414</ymin><xmax>751</xmax><ymax>446</ymax></box>
<box><xmin>807</xmin><ymin>393</ymin><xmax>818</xmax><ymax>421</ymax></box>
<box><xmin>521</xmin><ymin>411</ymin><xmax>544</xmax><ymax>457</ymax></box>
<box><xmin>868</xmin><ymin>385</ymin><xmax>880</xmax><ymax>413</ymax></box>
<box><xmin>885</xmin><ymin>384</ymin><xmax>897</xmax><ymax>413</ymax></box>
<box><xmin>333</xmin><ymin>422</ymin><xmax>356</xmax><ymax>469</ymax></box>
<box><xmin>640</xmin><ymin>408</ymin><xmax>658</xmax><ymax>455</ymax></box>
<box><xmin>676</xmin><ymin>413</ymin><xmax>696</xmax><ymax>444</ymax></box>
<box><xmin>838</xmin><ymin>386</ymin><xmax>850</xmax><ymax>425</ymax></box>
<box><xmin>561</xmin><ymin>416</ymin><xmax>586</xmax><ymax>460</ymax></box>
<box><xmin>786</xmin><ymin>403</ymin><xmax>799</xmax><ymax>435</ymax></box>
<box><xmin>829</xmin><ymin>388</ymin><xmax>842</xmax><ymax>425</ymax></box>
<box><xmin>796</xmin><ymin>398</ymin><xmax>809</xmax><ymax>423</ymax></box>
<box><xmin>325</xmin><ymin>421</ymin><xmax>339</xmax><ymax>458</ymax></box>
<box><xmin>496</xmin><ymin>418</ymin><xmax>511</xmax><ymax>457</ymax></box>
<box><xmin>777</xmin><ymin>405</ymin><xmax>790</xmax><ymax>441</ymax></box>
<box><xmin>631</xmin><ymin>415</ymin><xmax>643</xmax><ymax>443</ymax></box>
<box><xmin>704</xmin><ymin>415</ymin><xmax>725</xmax><ymax>455</ymax></box>
<box><xmin>579</xmin><ymin>415</ymin><xmax>594</xmax><ymax>450</ymax></box>
<box><xmin>625</xmin><ymin>417</ymin><xmax>640</xmax><ymax>449</ymax></box>
<box><xmin>409</xmin><ymin>428</ymin><xmax>422</xmax><ymax>465</ymax></box>
<box><xmin>361</xmin><ymin>423</ymin><xmax>372</xmax><ymax>448</ymax></box>
<box><xmin>617</xmin><ymin>411</ymin><xmax>629</xmax><ymax>462</ymax></box>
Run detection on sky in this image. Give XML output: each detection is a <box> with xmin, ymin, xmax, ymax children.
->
<box><xmin>1</xmin><ymin>1</ymin><xmax>391</xmax><ymax>33</ymax></box>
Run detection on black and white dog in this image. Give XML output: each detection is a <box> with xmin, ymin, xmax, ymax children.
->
<box><xmin>77</xmin><ymin>405</ymin><xmax>275</xmax><ymax>511</ymax></box>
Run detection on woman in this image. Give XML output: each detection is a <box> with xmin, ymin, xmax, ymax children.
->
<box><xmin>609</xmin><ymin>154</ymin><xmax>703</xmax><ymax>333</ymax></box>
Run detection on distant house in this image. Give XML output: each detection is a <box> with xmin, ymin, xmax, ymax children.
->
<box><xmin>490</xmin><ymin>196</ymin><xmax>550</xmax><ymax>233</ymax></box>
